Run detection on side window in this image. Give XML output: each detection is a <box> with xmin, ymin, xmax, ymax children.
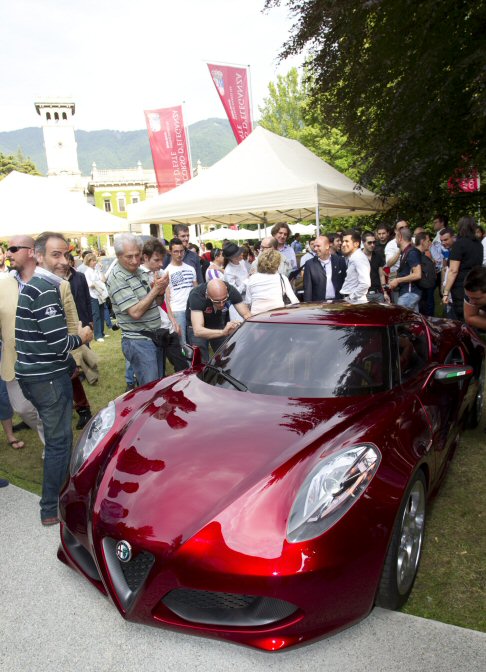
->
<box><xmin>396</xmin><ymin>322</ymin><xmax>429</xmax><ymax>382</ymax></box>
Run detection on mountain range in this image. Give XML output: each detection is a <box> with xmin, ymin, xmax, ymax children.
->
<box><xmin>0</xmin><ymin>118</ymin><xmax>237</xmax><ymax>176</ymax></box>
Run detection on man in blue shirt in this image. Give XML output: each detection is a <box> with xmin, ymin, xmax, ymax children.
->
<box><xmin>388</xmin><ymin>228</ymin><xmax>422</xmax><ymax>312</ymax></box>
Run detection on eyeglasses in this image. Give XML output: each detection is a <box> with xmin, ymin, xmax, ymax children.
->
<box><xmin>366</xmin><ymin>241</ymin><xmax>376</xmax><ymax>245</ymax></box>
<box><xmin>208</xmin><ymin>295</ymin><xmax>228</xmax><ymax>304</ymax></box>
<box><xmin>7</xmin><ymin>246</ymin><xmax>32</xmax><ymax>253</ymax></box>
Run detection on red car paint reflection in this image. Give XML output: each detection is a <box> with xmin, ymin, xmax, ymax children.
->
<box><xmin>58</xmin><ymin>303</ymin><xmax>484</xmax><ymax>650</ymax></box>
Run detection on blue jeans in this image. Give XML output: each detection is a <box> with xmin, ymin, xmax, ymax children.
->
<box><xmin>187</xmin><ymin>326</ymin><xmax>226</xmax><ymax>364</ymax></box>
<box><xmin>90</xmin><ymin>297</ymin><xmax>105</xmax><ymax>339</ymax></box>
<box><xmin>397</xmin><ymin>292</ymin><xmax>421</xmax><ymax>312</ymax></box>
<box><xmin>122</xmin><ymin>337</ymin><xmax>164</xmax><ymax>387</ymax></box>
<box><xmin>19</xmin><ymin>373</ymin><xmax>74</xmax><ymax>521</ymax></box>
<box><xmin>172</xmin><ymin>310</ymin><xmax>188</xmax><ymax>346</ymax></box>
<box><xmin>0</xmin><ymin>376</ymin><xmax>13</xmax><ymax>421</ymax></box>
<box><xmin>125</xmin><ymin>360</ymin><xmax>136</xmax><ymax>386</ymax></box>
<box><xmin>104</xmin><ymin>302</ymin><xmax>113</xmax><ymax>328</ymax></box>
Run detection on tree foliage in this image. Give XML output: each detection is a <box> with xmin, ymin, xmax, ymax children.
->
<box><xmin>265</xmin><ymin>0</ymin><xmax>485</xmax><ymax>219</ymax></box>
<box><xmin>258</xmin><ymin>67</ymin><xmax>361</xmax><ymax>181</ymax></box>
<box><xmin>0</xmin><ymin>149</ymin><xmax>40</xmax><ymax>179</ymax></box>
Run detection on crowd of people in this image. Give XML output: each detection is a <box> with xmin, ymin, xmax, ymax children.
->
<box><xmin>1</xmin><ymin>215</ymin><xmax>486</xmax><ymax>518</ymax></box>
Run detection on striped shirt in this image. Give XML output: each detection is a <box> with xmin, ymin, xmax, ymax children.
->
<box><xmin>15</xmin><ymin>274</ymin><xmax>82</xmax><ymax>381</ymax></box>
<box><xmin>106</xmin><ymin>261</ymin><xmax>161</xmax><ymax>339</ymax></box>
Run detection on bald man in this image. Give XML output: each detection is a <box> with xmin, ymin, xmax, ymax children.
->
<box><xmin>303</xmin><ymin>235</ymin><xmax>347</xmax><ymax>301</ymax></box>
<box><xmin>186</xmin><ymin>279</ymin><xmax>251</xmax><ymax>362</ymax></box>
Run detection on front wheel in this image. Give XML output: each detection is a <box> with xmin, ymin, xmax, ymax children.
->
<box><xmin>375</xmin><ymin>471</ymin><xmax>427</xmax><ymax>610</ymax></box>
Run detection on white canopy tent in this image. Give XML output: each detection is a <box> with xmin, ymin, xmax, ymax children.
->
<box><xmin>128</xmin><ymin>127</ymin><xmax>388</xmax><ymax>230</ymax></box>
<box><xmin>0</xmin><ymin>171</ymin><xmax>129</xmax><ymax>238</ymax></box>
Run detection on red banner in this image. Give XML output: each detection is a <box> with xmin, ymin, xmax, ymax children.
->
<box><xmin>447</xmin><ymin>165</ymin><xmax>480</xmax><ymax>193</ymax></box>
<box><xmin>207</xmin><ymin>64</ymin><xmax>253</xmax><ymax>143</ymax></box>
<box><xmin>144</xmin><ymin>106</ymin><xmax>192</xmax><ymax>193</ymax></box>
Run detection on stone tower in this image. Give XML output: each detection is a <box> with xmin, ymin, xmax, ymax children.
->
<box><xmin>34</xmin><ymin>98</ymin><xmax>81</xmax><ymax>177</ymax></box>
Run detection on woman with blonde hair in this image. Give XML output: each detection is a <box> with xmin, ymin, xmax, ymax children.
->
<box><xmin>245</xmin><ymin>249</ymin><xmax>298</xmax><ymax>315</ymax></box>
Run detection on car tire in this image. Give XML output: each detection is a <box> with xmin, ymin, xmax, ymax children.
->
<box><xmin>375</xmin><ymin>471</ymin><xmax>427</xmax><ymax>610</ymax></box>
<box><xmin>466</xmin><ymin>361</ymin><xmax>485</xmax><ymax>429</ymax></box>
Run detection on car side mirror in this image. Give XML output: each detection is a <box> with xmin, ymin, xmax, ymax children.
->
<box><xmin>433</xmin><ymin>365</ymin><xmax>474</xmax><ymax>384</ymax></box>
<box><xmin>181</xmin><ymin>344</ymin><xmax>202</xmax><ymax>368</ymax></box>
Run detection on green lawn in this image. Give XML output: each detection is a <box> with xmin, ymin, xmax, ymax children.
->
<box><xmin>1</xmin><ymin>331</ymin><xmax>484</xmax><ymax>632</ymax></box>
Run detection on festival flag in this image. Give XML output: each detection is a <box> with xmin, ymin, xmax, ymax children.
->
<box><xmin>447</xmin><ymin>168</ymin><xmax>480</xmax><ymax>193</ymax></box>
<box><xmin>207</xmin><ymin>63</ymin><xmax>253</xmax><ymax>143</ymax></box>
<box><xmin>144</xmin><ymin>105</ymin><xmax>192</xmax><ymax>193</ymax></box>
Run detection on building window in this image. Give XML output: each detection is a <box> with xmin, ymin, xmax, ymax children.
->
<box><xmin>104</xmin><ymin>198</ymin><xmax>112</xmax><ymax>212</ymax></box>
<box><xmin>54</xmin><ymin>112</ymin><xmax>59</xmax><ymax>121</ymax></box>
<box><xmin>62</xmin><ymin>112</ymin><xmax>67</xmax><ymax>120</ymax></box>
<box><xmin>46</xmin><ymin>112</ymin><xmax>51</xmax><ymax>121</ymax></box>
<box><xmin>131</xmin><ymin>194</ymin><xmax>140</xmax><ymax>204</ymax></box>
<box><xmin>117</xmin><ymin>194</ymin><xmax>126</xmax><ymax>212</ymax></box>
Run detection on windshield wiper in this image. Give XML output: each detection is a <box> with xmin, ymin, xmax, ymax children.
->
<box><xmin>204</xmin><ymin>363</ymin><xmax>248</xmax><ymax>392</ymax></box>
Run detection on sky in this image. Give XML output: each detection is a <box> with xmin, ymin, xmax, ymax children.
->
<box><xmin>0</xmin><ymin>0</ymin><xmax>304</xmax><ymax>132</ymax></box>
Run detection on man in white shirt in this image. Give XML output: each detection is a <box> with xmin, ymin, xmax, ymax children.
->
<box><xmin>303</xmin><ymin>236</ymin><xmax>347</xmax><ymax>301</ymax></box>
<box><xmin>271</xmin><ymin>222</ymin><xmax>297</xmax><ymax>271</ymax></box>
<box><xmin>340</xmin><ymin>230</ymin><xmax>371</xmax><ymax>303</ymax></box>
<box><xmin>385</xmin><ymin>220</ymin><xmax>408</xmax><ymax>278</ymax></box>
<box><xmin>166</xmin><ymin>238</ymin><xmax>198</xmax><ymax>346</ymax></box>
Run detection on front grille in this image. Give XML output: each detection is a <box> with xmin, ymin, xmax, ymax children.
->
<box><xmin>162</xmin><ymin>588</ymin><xmax>297</xmax><ymax>627</ymax></box>
<box><xmin>102</xmin><ymin>538</ymin><xmax>154</xmax><ymax>610</ymax></box>
<box><xmin>121</xmin><ymin>551</ymin><xmax>155</xmax><ymax>591</ymax></box>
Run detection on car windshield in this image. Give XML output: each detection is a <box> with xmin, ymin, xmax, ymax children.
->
<box><xmin>199</xmin><ymin>322</ymin><xmax>390</xmax><ymax>397</ymax></box>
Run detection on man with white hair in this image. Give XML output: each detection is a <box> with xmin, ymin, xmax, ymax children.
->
<box><xmin>106</xmin><ymin>233</ymin><xmax>169</xmax><ymax>386</ymax></box>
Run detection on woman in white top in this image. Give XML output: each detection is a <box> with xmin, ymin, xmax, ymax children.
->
<box><xmin>84</xmin><ymin>253</ymin><xmax>108</xmax><ymax>341</ymax></box>
<box><xmin>246</xmin><ymin>249</ymin><xmax>299</xmax><ymax>315</ymax></box>
<box><xmin>223</xmin><ymin>243</ymin><xmax>249</xmax><ymax>320</ymax></box>
<box><xmin>205</xmin><ymin>248</ymin><xmax>225</xmax><ymax>282</ymax></box>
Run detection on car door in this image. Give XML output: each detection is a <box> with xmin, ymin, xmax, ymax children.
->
<box><xmin>395</xmin><ymin>318</ymin><xmax>461</xmax><ymax>484</ymax></box>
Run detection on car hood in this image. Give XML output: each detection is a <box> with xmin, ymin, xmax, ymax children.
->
<box><xmin>94</xmin><ymin>374</ymin><xmax>379</xmax><ymax>550</ymax></box>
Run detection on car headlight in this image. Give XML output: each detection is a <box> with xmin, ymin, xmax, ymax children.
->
<box><xmin>287</xmin><ymin>444</ymin><xmax>381</xmax><ymax>543</ymax></box>
<box><xmin>70</xmin><ymin>401</ymin><xmax>116</xmax><ymax>476</ymax></box>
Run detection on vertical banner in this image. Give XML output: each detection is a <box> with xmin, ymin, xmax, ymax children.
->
<box><xmin>144</xmin><ymin>105</ymin><xmax>192</xmax><ymax>193</ymax></box>
<box><xmin>207</xmin><ymin>63</ymin><xmax>253</xmax><ymax>143</ymax></box>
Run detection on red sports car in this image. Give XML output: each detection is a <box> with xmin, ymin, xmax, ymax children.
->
<box><xmin>58</xmin><ymin>303</ymin><xmax>484</xmax><ymax>650</ymax></box>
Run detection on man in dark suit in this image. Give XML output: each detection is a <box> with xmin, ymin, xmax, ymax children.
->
<box><xmin>303</xmin><ymin>235</ymin><xmax>347</xmax><ymax>301</ymax></box>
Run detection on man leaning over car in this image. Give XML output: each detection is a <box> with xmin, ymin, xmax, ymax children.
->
<box><xmin>186</xmin><ymin>279</ymin><xmax>251</xmax><ymax>362</ymax></box>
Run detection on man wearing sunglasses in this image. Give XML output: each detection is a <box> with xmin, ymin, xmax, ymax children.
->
<box><xmin>362</xmin><ymin>232</ymin><xmax>388</xmax><ymax>302</ymax></box>
<box><xmin>186</xmin><ymin>279</ymin><xmax>251</xmax><ymax>362</ymax></box>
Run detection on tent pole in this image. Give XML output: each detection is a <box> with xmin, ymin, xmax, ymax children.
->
<box><xmin>316</xmin><ymin>204</ymin><xmax>320</xmax><ymax>236</ymax></box>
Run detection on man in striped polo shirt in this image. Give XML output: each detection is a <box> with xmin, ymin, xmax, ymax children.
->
<box><xmin>106</xmin><ymin>233</ymin><xmax>169</xmax><ymax>387</ymax></box>
<box><xmin>15</xmin><ymin>232</ymin><xmax>93</xmax><ymax>526</ymax></box>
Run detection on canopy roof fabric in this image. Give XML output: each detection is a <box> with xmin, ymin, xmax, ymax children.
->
<box><xmin>128</xmin><ymin>127</ymin><xmax>387</xmax><ymax>227</ymax></box>
<box><xmin>0</xmin><ymin>171</ymin><xmax>128</xmax><ymax>238</ymax></box>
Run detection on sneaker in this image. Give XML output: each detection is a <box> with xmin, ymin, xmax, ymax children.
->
<box><xmin>0</xmin><ymin>478</ymin><xmax>9</xmax><ymax>488</ymax></box>
<box><xmin>125</xmin><ymin>383</ymin><xmax>136</xmax><ymax>392</ymax></box>
<box><xmin>96</xmin><ymin>338</ymin><xmax>105</xmax><ymax>342</ymax></box>
<box><xmin>112</xmin><ymin>325</ymin><xmax>120</xmax><ymax>331</ymax></box>
<box><xmin>104</xmin><ymin>333</ymin><xmax>110</xmax><ymax>338</ymax></box>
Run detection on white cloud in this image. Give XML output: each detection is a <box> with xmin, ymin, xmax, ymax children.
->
<box><xmin>0</xmin><ymin>0</ymin><xmax>303</xmax><ymax>131</ymax></box>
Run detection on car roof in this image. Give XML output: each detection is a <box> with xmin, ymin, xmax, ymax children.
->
<box><xmin>248</xmin><ymin>302</ymin><xmax>421</xmax><ymax>327</ymax></box>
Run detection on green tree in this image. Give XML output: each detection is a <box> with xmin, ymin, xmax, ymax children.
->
<box><xmin>259</xmin><ymin>67</ymin><xmax>362</xmax><ymax>182</ymax></box>
<box><xmin>265</xmin><ymin>0</ymin><xmax>485</xmax><ymax>220</ymax></box>
<box><xmin>0</xmin><ymin>149</ymin><xmax>40</xmax><ymax>179</ymax></box>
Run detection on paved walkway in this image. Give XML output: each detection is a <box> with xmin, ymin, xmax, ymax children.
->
<box><xmin>1</xmin><ymin>485</ymin><xmax>485</xmax><ymax>672</ymax></box>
